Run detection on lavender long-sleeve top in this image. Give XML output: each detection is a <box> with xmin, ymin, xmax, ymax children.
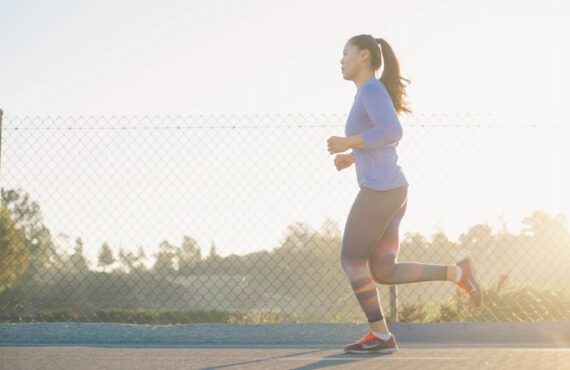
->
<box><xmin>344</xmin><ymin>76</ymin><xmax>409</xmax><ymax>191</ymax></box>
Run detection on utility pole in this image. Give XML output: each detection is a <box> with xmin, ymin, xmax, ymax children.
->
<box><xmin>0</xmin><ymin>109</ymin><xmax>3</xmax><ymax>210</ymax></box>
<box><xmin>389</xmin><ymin>285</ymin><xmax>399</xmax><ymax>322</ymax></box>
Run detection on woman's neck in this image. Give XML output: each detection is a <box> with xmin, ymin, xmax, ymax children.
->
<box><xmin>354</xmin><ymin>72</ymin><xmax>376</xmax><ymax>92</ymax></box>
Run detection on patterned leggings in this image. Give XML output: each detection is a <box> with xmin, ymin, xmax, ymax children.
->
<box><xmin>340</xmin><ymin>185</ymin><xmax>448</xmax><ymax>323</ymax></box>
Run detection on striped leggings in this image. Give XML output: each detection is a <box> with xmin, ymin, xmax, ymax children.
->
<box><xmin>340</xmin><ymin>185</ymin><xmax>448</xmax><ymax>323</ymax></box>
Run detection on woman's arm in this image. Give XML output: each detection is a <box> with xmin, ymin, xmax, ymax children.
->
<box><xmin>355</xmin><ymin>85</ymin><xmax>403</xmax><ymax>149</ymax></box>
<box><xmin>327</xmin><ymin>85</ymin><xmax>403</xmax><ymax>154</ymax></box>
<box><xmin>345</xmin><ymin>135</ymin><xmax>365</xmax><ymax>149</ymax></box>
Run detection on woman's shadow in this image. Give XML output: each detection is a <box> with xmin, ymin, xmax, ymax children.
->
<box><xmin>290</xmin><ymin>350</ymin><xmax>394</xmax><ymax>370</ymax></box>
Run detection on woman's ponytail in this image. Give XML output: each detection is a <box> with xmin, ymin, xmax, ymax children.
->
<box><xmin>376</xmin><ymin>38</ymin><xmax>412</xmax><ymax>115</ymax></box>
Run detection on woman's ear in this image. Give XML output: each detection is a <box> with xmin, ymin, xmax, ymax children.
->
<box><xmin>358</xmin><ymin>48</ymin><xmax>370</xmax><ymax>64</ymax></box>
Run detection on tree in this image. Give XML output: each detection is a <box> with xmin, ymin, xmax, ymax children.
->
<box><xmin>522</xmin><ymin>211</ymin><xmax>567</xmax><ymax>239</ymax></box>
<box><xmin>0</xmin><ymin>207</ymin><xmax>29</xmax><ymax>293</ymax></box>
<box><xmin>314</xmin><ymin>218</ymin><xmax>341</xmax><ymax>258</ymax></box>
<box><xmin>153</xmin><ymin>240</ymin><xmax>177</xmax><ymax>276</ymax></box>
<box><xmin>278</xmin><ymin>222</ymin><xmax>314</xmax><ymax>253</ymax></box>
<box><xmin>402</xmin><ymin>232</ymin><xmax>429</xmax><ymax>249</ymax></box>
<box><xmin>135</xmin><ymin>246</ymin><xmax>147</xmax><ymax>271</ymax></box>
<box><xmin>205</xmin><ymin>241</ymin><xmax>222</xmax><ymax>274</ymax></box>
<box><xmin>177</xmin><ymin>235</ymin><xmax>201</xmax><ymax>274</ymax></box>
<box><xmin>1</xmin><ymin>188</ymin><xmax>56</xmax><ymax>273</ymax></box>
<box><xmin>67</xmin><ymin>237</ymin><xmax>90</xmax><ymax>274</ymax></box>
<box><xmin>118</xmin><ymin>248</ymin><xmax>141</xmax><ymax>273</ymax></box>
<box><xmin>458</xmin><ymin>224</ymin><xmax>493</xmax><ymax>247</ymax></box>
<box><xmin>98</xmin><ymin>243</ymin><xmax>115</xmax><ymax>272</ymax></box>
<box><xmin>208</xmin><ymin>241</ymin><xmax>220</xmax><ymax>260</ymax></box>
<box><xmin>320</xmin><ymin>217</ymin><xmax>341</xmax><ymax>239</ymax></box>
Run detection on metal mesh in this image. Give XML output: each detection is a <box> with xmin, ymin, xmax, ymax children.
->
<box><xmin>1</xmin><ymin>113</ymin><xmax>569</xmax><ymax>324</ymax></box>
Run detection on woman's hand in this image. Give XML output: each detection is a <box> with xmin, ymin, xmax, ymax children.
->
<box><xmin>327</xmin><ymin>136</ymin><xmax>351</xmax><ymax>154</ymax></box>
<box><xmin>334</xmin><ymin>153</ymin><xmax>355</xmax><ymax>171</ymax></box>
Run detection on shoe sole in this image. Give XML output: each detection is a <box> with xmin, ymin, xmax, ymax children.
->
<box><xmin>345</xmin><ymin>346</ymin><xmax>398</xmax><ymax>354</ymax></box>
<box><xmin>457</xmin><ymin>257</ymin><xmax>483</xmax><ymax>307</ymax></box>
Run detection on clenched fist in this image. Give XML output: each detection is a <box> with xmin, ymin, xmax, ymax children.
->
<box><xmin>334</xmin><ymin>153</ymin><xmax>355</xmax><ymax>171</ymax></box>
<box><xmin>327</xmin><ymin>136</ymin><xmax>351</xmax><ymax>154</ymax></box>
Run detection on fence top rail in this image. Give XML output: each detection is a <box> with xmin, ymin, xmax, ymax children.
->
<box><xmin>1</xmin><ymin>112</ymin><xmax>569</xmax><ymax>130</ymax></box>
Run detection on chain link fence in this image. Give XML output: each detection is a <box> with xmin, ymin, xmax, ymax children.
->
<box><xmin>1</xmin><ymin>112</ymin><xmax>570</xmax><ymax>324</ymax></box>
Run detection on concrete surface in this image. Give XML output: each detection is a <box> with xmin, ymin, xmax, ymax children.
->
<box><xmin>1</xmin><ymin>322</ymin><xmax>570</xmax><ymax>369</ymax></box>
<box><xmin>2</xmin><ymin>321</ymin><xmax>570</xmax><ymax>346</ymax></box>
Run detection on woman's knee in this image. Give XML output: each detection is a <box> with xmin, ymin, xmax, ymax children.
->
<box><xmin>340</xmin><ymin>255</ymin><xmax>368</xmax><ymax>277</ymax></box>
<box><xmin>371</xmin><ymin>254</ymin><xmax>398</xmax><ymax>283</ymax></box>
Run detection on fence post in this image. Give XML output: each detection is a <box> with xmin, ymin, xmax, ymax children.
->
<box><xmin>0</xmin><ymin>109</ymin><xmax>3</xmax><ymax>210</ymax></box>
<box><xmin>389</xmin><ymin>285</ymin><xmax>398</xmax><ymax>322</ymax></box>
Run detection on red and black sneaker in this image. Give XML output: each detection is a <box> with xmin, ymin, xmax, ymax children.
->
<box><xmin>343</xmin><ymin>331</ymin><xmax>398</xmax><ymax>354</ymax></box>
<box><xmin>455</xmin><ymin>257</ymin><xmax>483</xmax><ymax>307</ymax></box>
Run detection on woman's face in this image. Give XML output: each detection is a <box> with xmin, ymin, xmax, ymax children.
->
<box><xmin>340</xmin><ymin>42</ymin><xmax>364</xmax><ymax>81</ymax></box>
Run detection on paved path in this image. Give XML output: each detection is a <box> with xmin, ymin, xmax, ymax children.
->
<box><xmin>2</xmin><ymin>344</ymin><xmax>570</xmax><ymax>369</ymax></box>
<box><xmin>2</xmin><ymin>322</ymin><xmax>570</xmax><ymax>369</ymax></box>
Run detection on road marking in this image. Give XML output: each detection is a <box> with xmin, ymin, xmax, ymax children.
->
<box><xmin>497</xmin><ymin>348</ymin><xmax>570</xmax><ymax>352</ymax></box>
<box><xmin>278</xmin><ymin>356</ymin><xmax>470</xmax><ymax>361</ymax></box>
<box><xmin>402</xmin><ymin>342</ymin><xmax>570</xmax><ymax>349</ymax></box>
<box><xmin>2</xmin><ymin>342</ymin><xmax>568</xmax><ymax>350</ymax></box>
<box><xmin>162</xmin><ymin>342</ymin><xmax>570</xmax><ymax>350</ymax></box>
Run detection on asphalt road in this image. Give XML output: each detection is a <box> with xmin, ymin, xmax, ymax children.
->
<box><xmin>2</xmin><ymin>322</ymin><xmax>570</xmax><ymax>369</ymax></box>
<box><xmin>2</xmin><ymin>343</ymin><xmax>570</xmax><ymax>370</ymax></box>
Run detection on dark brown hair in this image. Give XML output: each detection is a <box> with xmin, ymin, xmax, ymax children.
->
<box><xmin>348</xmin><ymin>35</ymin><xmax>412</xmax><ymax>115</ymax></box>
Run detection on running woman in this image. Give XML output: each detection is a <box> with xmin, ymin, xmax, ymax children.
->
<box><xmin>327</xmin><ymin>34</ymin><xmax>482</xmax><ymax>355</ymax></box>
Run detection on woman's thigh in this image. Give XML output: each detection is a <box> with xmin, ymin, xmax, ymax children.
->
<box><xmin>371</xmin><ymin>199</ymin><xmax>407</xmax><ymax>260</ymax></box>
<box><xmin>341</xmin><ymin>186</ymin><xmax>408</xmax><ymax>262</ymax></box>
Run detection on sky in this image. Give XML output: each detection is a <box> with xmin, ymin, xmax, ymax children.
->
<box><xmin>1</xmin><ymin>0</ymin><xmax>570</xmax><ymax>116</ymax></box>
<box><xmin>1</xmin><ymin>0</ymin><xmax>569</xmax><ymax>267</ymax></box>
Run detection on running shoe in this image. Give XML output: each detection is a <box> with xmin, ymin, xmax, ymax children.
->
<box><xmin>455</xmin><ymin>257</ymin><xmax>483</xmax><ymax>307</ymax></box>
<box><xmin>343</xmin><ymin>331</ymin><xmax>398</xmax><ymax>354</ymax></box>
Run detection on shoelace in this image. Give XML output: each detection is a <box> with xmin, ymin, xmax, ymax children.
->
<box><xmin>356</xmin><ymin>332</ymin><xmax>376</xmax><ymax>344</ymax></box>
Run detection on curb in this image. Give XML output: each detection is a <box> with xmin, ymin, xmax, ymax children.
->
<box><xmin>1</xmin><ymin>322</ymin><xmax>570</xmax><ymax>347</ymax></box>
